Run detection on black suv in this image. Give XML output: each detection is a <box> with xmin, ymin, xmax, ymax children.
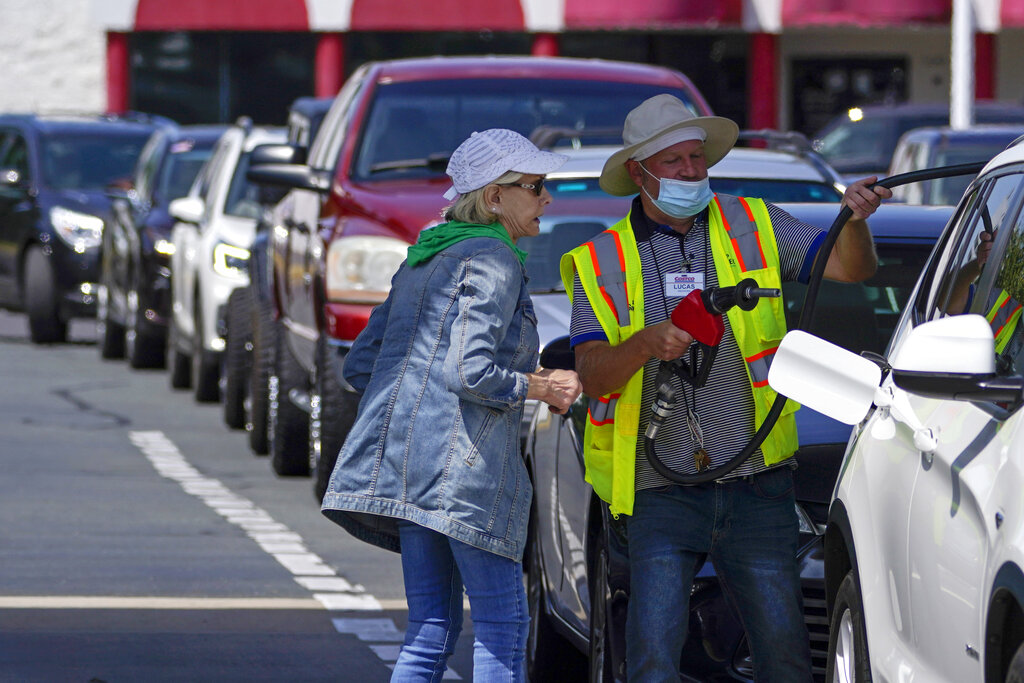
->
<box><xmin>99</xmin><ymin>124</ymin><xmax>226</xmax><ymax>367</ymax></box>
<box><xmin>0</xmin><ymin>113</ymin><xmax>170</xmax><ymax>343</ymax></box>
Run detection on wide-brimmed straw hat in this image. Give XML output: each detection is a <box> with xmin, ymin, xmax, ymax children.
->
<box><xmin>443</xmin><ymin>128</ymin><xmax>568</xmax><ymax>200</ymax></box>
<box><xmin>599</xmin><ymin>94</ymin><xmax>739</xmax><ymax>196</ymax></box>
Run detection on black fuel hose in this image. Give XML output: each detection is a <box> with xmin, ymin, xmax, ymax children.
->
<box><xmin>645</xmin><ymin>161</ymin><xmax>987</xmax><ymax>485</ymax></box>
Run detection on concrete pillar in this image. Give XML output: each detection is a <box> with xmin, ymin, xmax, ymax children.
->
<box><xmin>106</xmin><ymin>32</ymin><xmax>130</xmax><ymax>114</ymax></box>
<box><xmin>531</xmin><ymin>33</ymin><xmax>560</xmax><ymax>57</ymax></box>
<box><xmin>315</xmin><ymin>33</ymin><xmax>345</xmax><ymax>98</ymax></box>
<box><xmin>975</xmin><ymin>32</ymin><xmax>995</xmax><ymax>100</ymax></box>
<box><xmin>748</xmin><ymin>33</ymin><xmax>778</xmax><ymax>130</ymax></box>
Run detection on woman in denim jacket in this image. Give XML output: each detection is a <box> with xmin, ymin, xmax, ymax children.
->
<box><xmin>322</xmin><ymin>129</ymin><xmax>582</xmax><ymax>682</ymax></box>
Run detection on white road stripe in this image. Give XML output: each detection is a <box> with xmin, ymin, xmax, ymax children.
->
<box><xmin>122</xmin><ymin>431</ymin><xmax>464</xmax><ymax>677</ymax></box>
<box><xmin>0</xmin><ymin>596</ymin><xmax>322</xmax><ymax>609</ymax></box>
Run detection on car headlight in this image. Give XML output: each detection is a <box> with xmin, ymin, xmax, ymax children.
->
<box><xmin>50</xmin><ymin>206</ymin><xmax>103</xmax><ymax>252</ymax></box>
<box><xmin>795</xmin><ymin>502</ymin><xmax>825</xmax><ymax>536</ymax></box>
<box><xmin>325</xmin><ymin>235</ymin><xmax>409</xmax><ymax>304</ymax></box>
<box><xmin>212</xmin><ymin>242</ymin><xmax>250</xmax><ymax>278</ymax></box>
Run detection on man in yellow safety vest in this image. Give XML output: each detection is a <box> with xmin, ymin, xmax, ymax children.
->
<box><xmin>560</xmin><ymin>94</ymin><xmax>889</xmax><ymax>681</ymax></box>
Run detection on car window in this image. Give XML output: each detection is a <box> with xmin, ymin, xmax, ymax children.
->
<box><xmin>0</xmin><ymin>133</ymin><xmax>30</xmax><ymax>181</ymax></box>
<box><xmin>308</xmin><ymin>67</ymin><xmax>367</xmax><ymax>172</ymax></box>
<box><xmin>40</xmin><ymin>132</ymin><xmax>148</xmax><ymax>190</ymax></box>
<box><xmin>157</xmin><ymin>141</ymin><xmax>214</xmax><ymax>205</ymax></box>
<box><xmin>988</xmin><ymin>197</ymin><xmax>1024</xmax><ymax>374</ymax></box>
<box><xmin>709</xmin><ymin>179</ymin><xmax>841</xmax><ymax>203</ymax></box>
<box><xmin>351</xmin><ymin>79</ymin><xmax>702</xmax><ymax>181</ymax></box>
<box><xmin>926</xmin><ymin>173</ymin><xmax>1023</xmax><ymax>321</ymax></box>
<box><xmin>223</xmin><ymin>150</ymin><xmax>264</xmax><ymax>219</ymax></box>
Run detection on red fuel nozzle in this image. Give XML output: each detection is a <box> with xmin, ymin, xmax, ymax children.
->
<box><xmin>669</xmin><ymin>278</ymin><xmax>781</xmax><ymax>347</ymax></box>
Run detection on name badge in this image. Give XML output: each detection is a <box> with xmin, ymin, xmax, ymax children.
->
<box><xmin>665</xmin><ymin>272</ymin><xmax>704</xmax><ymax>298</ymax></box>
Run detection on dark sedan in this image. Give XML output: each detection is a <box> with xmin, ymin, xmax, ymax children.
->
<box><xmin>521</xmin><ymin>200</ymin><xmax>955</xmax><ymax>682</ymax></box>
<box><xmin>99</xmin><ymin>124</ymin><xmax>225</xmax><ymax>366</ymax></box>
<box><xmin>0</xmin><ymin>113</ymin><xmax>168</xmax><ymax>343</ymax></box>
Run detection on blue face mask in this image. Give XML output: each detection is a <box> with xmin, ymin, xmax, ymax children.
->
<box><xmin>638</xmin><ymin>162</ymin><xmax>714</xmax><ymax>218</ymax></box>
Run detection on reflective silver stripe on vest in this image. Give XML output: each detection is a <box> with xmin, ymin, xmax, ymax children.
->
<box><xmin>746</xmin><ymin>350</ymin><xmax>774</xmax><ymax>387</ymax></box>
<box><xmin>590</xmin><ymin>232</ymin><xmax>630</xmax><ymax>327</ymax></box>
<box><xmin>588</xmin><ymin>395</ymin><xmax>618</xmax><ymax>425</ymax></box>
<box><xmin>718</xmin><ymin>195</ymin><xmax>765</xmax><ymax>272</ymax></box>
<box><xmin>987</xmin><ymin>292</ymin><xmax>1018</xmax><ymax>334</ymax></box>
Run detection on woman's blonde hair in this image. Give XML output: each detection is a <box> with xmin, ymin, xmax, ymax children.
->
<box><xmin>444</xmin><ymin>171</ymin><xmax>523</xmax><ymax>224</ymax></box>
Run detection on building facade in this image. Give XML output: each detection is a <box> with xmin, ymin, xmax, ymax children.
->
<box><xmin>1</xmin><ymin>0</ymin><xmax>1022</xmax><ymax>135</ymax></box>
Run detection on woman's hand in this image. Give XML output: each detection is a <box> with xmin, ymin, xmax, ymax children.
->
<box><xmin>527</xmin><ymin>368</ymin><xmax>583</xmax><ymax>415</ymax></box>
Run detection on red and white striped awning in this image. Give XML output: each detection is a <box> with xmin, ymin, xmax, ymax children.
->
<box><xmin>92</xmin><ymin>0</ymin><xmax>1024</xmax><ymax>34</ymax></box>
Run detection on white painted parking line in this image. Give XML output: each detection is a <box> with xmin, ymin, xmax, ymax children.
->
<box><xmin>124</xmin><ymin>431</ymin><xmax>464</xmax><ymax>679</ymax></box>
<box><xmin>0</xmin><ymin>596</ymin><xmax>322</xmax><ymax>609</ymax></box>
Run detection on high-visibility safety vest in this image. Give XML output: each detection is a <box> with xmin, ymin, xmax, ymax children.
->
<box><xmin>559</xmin><ymin>195</ymin><xmax>800</xmax><ymax>517</ymax></box>
<box><xmin>986</xmin><ymin>290</ymin><xmax>1022</xmax><ymax>354</ymax></box>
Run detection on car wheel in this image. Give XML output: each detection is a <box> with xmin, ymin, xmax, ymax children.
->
<box><xmin>310</xmin><ymin>336</ymin><xmax>358</xmax><ymax>502</ymax></box>
<box><xmin>24</xmin><ymin>246</ymin><xmax>67</xmax><ymax>344</ymax></box>
<box><xmin>126</xmin><ymin>280</ymin><xmax>165</xmax><ymax>369</ymax></box>
<box><xmin>590</xmin><ymin>542</ymin><xmax>619</xmax><ymax>683</ymax></box>
<box><xmin>191</xmin><ymin>297</ymin><xmax>220</xmax><ymax>403</ymax></box>
<box><xmin>222</xmin><ymin>287</ymin><xmax>251</xmax><ymax>429</ymax></box>
<box><xmin>269</xmin><ymin>320</ymin><xmax>310</xmax><ymax>476</ymax></box>
<box><xmin>96</xmin><ymin>280</ymin><xmax>125</xmax><ymax>359</ymax></box>
<box><xmin>167</xmin><ymin>312</ymin><xmax>192</xmax><ymax>390</ymax></box>
<box><xmin>1007</xmin><ymin>641</ymin><xmax>1024</xmax><ymax>683</ymax></box>
<box><xmin>826</xmin><ymin>570</ymin><xmax>872</xmax><ymax>683</ymax></box>
<box><xmin>247</xmin><ymin>286</ymin><xmax>274</xmax><ymax>455</ymax></box>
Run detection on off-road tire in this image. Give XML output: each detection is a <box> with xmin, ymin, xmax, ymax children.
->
<box><xmin>168</xmin><ymin>314</ymin><xmax>192</xmax><ymax>390</ymax></box>
<box><xmin>191</xmin><ymin>298</ymin><xmax>220</xmax><ymax>402</ymax></box>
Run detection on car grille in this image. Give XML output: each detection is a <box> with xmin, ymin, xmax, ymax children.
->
<box><xmin>802</xmin><ymin>581</ymin><xmax>829</xmax><ymax>682</ymax></box>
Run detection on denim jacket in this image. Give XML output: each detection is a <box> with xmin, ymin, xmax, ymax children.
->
<box><xmin>321</xmin><ymin>237</ymin><xmax>539</xmax><ymax>561</ymax></box>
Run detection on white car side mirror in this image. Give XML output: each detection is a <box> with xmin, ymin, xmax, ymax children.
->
<box><xmin>768</xmin><ymin>330</ymin><xmax>882</xmax><ymax>425</ymax></box>
<box><xmin>890</xmin><ymin>313</ymin><xmax>995</xmax><ymax>374</ymax></box>
<box><xmin>169</xmin><ymin>196</ymin><xmax>205</xmax><ymax>224</ymax></box>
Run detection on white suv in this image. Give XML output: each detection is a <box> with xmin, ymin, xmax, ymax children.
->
<box><xmin>770</xmin><ymin>136</ymin><xmax>1024</xmax><ymax>682</ymax></box>
<box><xmin>167</xmin><ymin>121</ymin><xmax>286</xmax><ymax>401</ymax></box>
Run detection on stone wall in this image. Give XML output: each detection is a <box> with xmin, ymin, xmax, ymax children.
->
<box><xmin>0</xmin><ymin>0</ymin><xmax>106</xmax><ymax>114</ymax></box>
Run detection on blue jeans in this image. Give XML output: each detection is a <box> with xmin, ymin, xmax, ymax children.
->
<box><xmin>392</xmin><ymin>521</ymin><xmax>528</xmax><ymax>682</ymax></box>
<box><xmin>625</xmin><ymin>466</ymin><xmax>813</xmax><ymax>682</ymax></box>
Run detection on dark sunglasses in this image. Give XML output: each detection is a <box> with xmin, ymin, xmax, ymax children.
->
<box><xmin>501</xmin><ymin>178</ymin><xmax>545</xmax><ymax>197</ymax></box>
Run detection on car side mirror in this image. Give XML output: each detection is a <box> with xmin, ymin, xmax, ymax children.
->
<box><xmin>169</xmin><ymin>196</ymin><xmax>205</xmax><ymax>224</ymax></box>
<box><xmin>890</xmin><ymin>314</ymin><xmax>1023</xmax><ymax>403</ymax></box>
<box><xmin>250</xmin><ymin>143</ymin><xmax>306</xmax><ymax>166</ymax></box>
<box><xmin>539</xmin><ymin>335</ymin><xmax>575</xmax><ymax>371</ymax></box>
<box><xmin>247</xmin><ymin>163</ymin><xmax>330</xmax><ymax>195</ymax></box>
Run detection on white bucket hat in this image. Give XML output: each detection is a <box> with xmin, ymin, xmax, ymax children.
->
<box><xmin>599</xmin><ymin>94</ymin><xmax>739</xmax><ymax>197</ymax></box>
<box><xmin>443</xmin><ymin>129</ymin><xmax>568</xmax><ymax>200</ymax></box>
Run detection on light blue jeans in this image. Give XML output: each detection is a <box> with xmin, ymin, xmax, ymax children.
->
<box><xmin>392</xmin><ymin>520</ymin><xmax>528</xmax><ymax>682</ymax></box>
<box><xmin>625</xmin><ymin>466</ymin><xmax>813</xmax><ymax>682</ymax></box>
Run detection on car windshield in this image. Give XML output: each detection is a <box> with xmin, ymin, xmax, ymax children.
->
<box><xmin>352</xmin><ymin>79</ymin><xmax>702</xmax><ymax>181</ymax></box>
<box><xmin>814</xmin><ymin>118</ymin><xmax>895</xmax><ymax>174</ymax></box>
<box><xmin>223</xmin><ymin>151</ymin><xmax>264</xmax><ymax>219</ymax></box>
<box><xmin>783</xmin><ymin>243</ymin><xmax>934</xmax><ymax>355</ymax></box>
<box><xmin>41</xmin><ymin>132</ymin><xmax>149</xmax><ymax>190</ymax></box>
<box><xmin>158</xmin><ymin>147</ymin><xmax>215</xmax><ymax>205</ymax></box>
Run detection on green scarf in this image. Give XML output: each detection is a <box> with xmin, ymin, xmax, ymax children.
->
<box><xmin>406</xmin><ymin>221</ymin><xmax>527</xmax><ymax>268</ymax></box>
